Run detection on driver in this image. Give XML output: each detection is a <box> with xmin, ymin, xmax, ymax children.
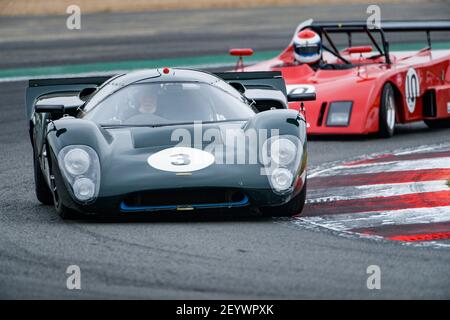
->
<box><xmin>124</xmin><ymin>89</ymin><xmax>167</xmax><ymax>125</ymax></box>
<box><xmin>293</xmin><ymin>29</ymin><xmax>323</xmax><ymax>70</ymax></box>
<box><xmin>138</xmin><ymin>91</ymin><xmax>158</xmax><ymax>114</ymax></box>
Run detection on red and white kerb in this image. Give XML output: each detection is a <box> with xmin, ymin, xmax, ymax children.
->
<box><xmin>296</xmin><ymin>145</ymin><xmax>450</xmax><ymax>247</ymax></box>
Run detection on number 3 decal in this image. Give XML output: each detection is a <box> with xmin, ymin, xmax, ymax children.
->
<box><xmin>405</xmin><ymin>67</ymin><xmax>420</xmax><ymax>114</ymax></box>
<box><xmin>170</xmin><ymin>153</ymin><xmax>191</xmax><ymax>166</ymax></box>
<box><xmin>148</xmin><ymin>147</ymin><xmax>215</xmax><ymax>173</ymax></box>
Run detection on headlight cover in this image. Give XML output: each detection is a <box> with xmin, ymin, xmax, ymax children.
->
<box><xmin>64</xmin><ymin>148</ymin><xmax>90</xmax><ymax>175</ymax></box>
<box><xmin>58</xmin><ymin>145</ymin><xmax>100</xmax><ymax>203</ymax></box>
<box><xmin>270</xmin><ymin>138</ymin><xmax>297</xmax><ymax>166</ymax></box>
<box><xmin>72</xmin><ymin>177</ymin><xmax>96</xmax><ymax>202</ymax></box>
<box><xmin>271</xmin><ymin>168</ymin><xmax>294</xmax><ymax>192</ymax></box>
<box><xmin>326</xmin><ymin>101</ymin><xmax>353</xmax><ymax>127</ymax></box>
<box><xmin>262</xmin><ymin>135</ymin><xmax>302</xmax><ymax>193</ymax></box>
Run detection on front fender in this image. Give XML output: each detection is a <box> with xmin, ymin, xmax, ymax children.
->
<box><xmin>244</xmin><ymin>109</ymin><xmax>307</xmax><ymax>142</ymax></box>
<box><xmin>46</xmin><ymin>118</ymin><xmax>112</xmax><ymax>157</ymax></box>
<box><xmin>244</xmin><ymin>109</ymin><xmax>307</xmax><ymax>194</ymax></box>
<box><xmin>46</xmin><ymin>118</ymin><xmax>113</xmax><ymax>197</ymax></box>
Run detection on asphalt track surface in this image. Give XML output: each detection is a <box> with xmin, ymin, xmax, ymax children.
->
<box><xmin>1</xmin><ymin>2</ymin><xmax>450</xmax><ymax>299</ymax></box>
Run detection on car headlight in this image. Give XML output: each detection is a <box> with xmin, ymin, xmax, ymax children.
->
<box><xmin>73</xmin><ymin>177</ymin><xmax>96</xmax><ymax>201</ymax></box>
<box><xmin>262</xmin><ymin>136</ymin><xmax>300</xmax><ymax>167</ymax></box>
<box><xmin>58</xmin><ymin>145</ymin><xmax>100</xmax><ymax>203</ymax></box>
<box><xmin>262</xmin><ymin>135</ymin><xmax>302</xmax><ymax>194</ymax></box>
<box><xmin>326</xmin><ymin>101</ymin><xmax>353</xmax><ymax>127</ymax></box>
<box><xmin>270</xmin><ymin>138</ymin><xmax>297</xmax><ymax>166</ymax></box>
<box><xmin>64</xmin><ymin>148</ymin><xmax>90</xmax><ymax>175</ymax></box>
<box><xmin>271</xmin><ymin>168</ymin><xmax>294</xmax><ymax>192</ymax></box>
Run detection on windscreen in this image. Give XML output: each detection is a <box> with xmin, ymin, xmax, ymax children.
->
<box><xmin>81</xmin><ymin>82</ymin><xmax>255</xmax><ymax>126</ymax></box>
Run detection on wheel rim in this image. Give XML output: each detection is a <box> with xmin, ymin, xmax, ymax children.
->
<box><xmin>386</xmin><ymin>88</ymin><xmax>396</xmax><ymax>131</ymax></box>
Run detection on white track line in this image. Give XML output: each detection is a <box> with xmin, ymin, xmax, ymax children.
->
<box><xmin>309</xmin><ymin>144</ymin><xmax>450</xmax><ymax>177</ymax></box>
<box><xmin>312</xmin><ymin>156</ymin><xmax>450</xmax><ymax>177</ymax></box>
<box><xmin>394</xmin><ymin>145</ymin><xmax>450</xmax><ymax>156</ymax></box>
<box><xmin>307</xmin><ymin>180</ymin><xmax>449</xmax><ymax>203</ymax></box>
<box><xmin>298</xmin><ymin>206</ymin><xmax>450</xmax><ymax>232</ymax></box>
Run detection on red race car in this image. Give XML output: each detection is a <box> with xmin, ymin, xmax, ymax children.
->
<box><xmin>231</xmin><ymin>20</ymin><xmax>450</xmax><ymax>137</ymax></box>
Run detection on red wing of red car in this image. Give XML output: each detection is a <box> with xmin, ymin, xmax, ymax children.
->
<box><xmin>236</xmin><ymin>20</ymin><xmax>450</xmax><ymax>137</ymax></box>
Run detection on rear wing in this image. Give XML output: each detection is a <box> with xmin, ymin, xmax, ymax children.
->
<box><xmin>26</xmin><ymin>76</ymin><xmax>112</xmax><ymax>120</ymax></box>
<box><xmin>309</xmin><ymin>20</ymin><xmax>450</xmax><ymax>32</ymax></box>
<box><xmin>214</xmin><ymin>71</ymin><xmax>286</xmax><ymax>96</ymax></box>
<box><xmin>299</xmin><ymin>19</ymin><xmax>450</xmax><ymax>64</ymax></box>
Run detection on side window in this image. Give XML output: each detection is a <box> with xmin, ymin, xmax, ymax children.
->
<box><xmin>83</xmin><ymin>74</ymin><xmax>125</xmax><ymax>112</ymax></box>
<box><xmin>83</xmin><ymin>84</ymin><xmax>121</xmax><ymax>112</ymax></box>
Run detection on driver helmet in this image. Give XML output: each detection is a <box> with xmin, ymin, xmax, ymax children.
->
<box><xmin>293</xmin><ymin>29</ymin><xmax>322</xmax><ymax>64</ymax></box>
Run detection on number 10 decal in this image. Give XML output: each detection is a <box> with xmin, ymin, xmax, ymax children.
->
<box><xmin>405</xmin><ymin>67</ymin><xmax>420</xmax><ymax>113</ymax></box>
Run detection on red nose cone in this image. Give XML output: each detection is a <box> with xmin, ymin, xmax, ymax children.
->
<box><xmin>163</xmin><ymin>67</ymin><xmax>170</xmax><ymax>74</ymax></box>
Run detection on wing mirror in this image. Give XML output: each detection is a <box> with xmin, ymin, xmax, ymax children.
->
<box><xmin>35</xmin><ymin>103</ymin><xmax>82</xmax><ymax>116</ymax></box>
<box><xmin>287</xmin><ymin>86</ymin><xmax>316</xmax><ymax>102</ymax></box>
<box><xmin>287</xmin><ymin>92</ymin><xmax>316</xmax><ymax>102</ymax></box>
<box><xmin>79</xmin><ymin>87</ymin><xmax>96</xmax><ymax>101</ymax></box>
<box><xmin>35</xmin><ymin>104</ymin><xmax>66</xmax><ymax>113</ymax></box>
<box><xmin>35</xmin><ymin>92</ymin><xmax>86</xmax><ymax>117</ymax></box>
<box><xmin>344</xmin><ymin>45</ymin><xmax>373</xmax><ymax>55</ymax></box>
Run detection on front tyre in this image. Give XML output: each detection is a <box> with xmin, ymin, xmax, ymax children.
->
<box><xmin>378</xmin><ymin>83</ymin><xmax>396</xmax><ymax>138</ymax></box>
<box><xmin>49</xmin><ymin>159</ymin><xmax>79</xmax><ymax>220</ymax></box>
<box><xmin>53</xmin><ymin>193</ymin><xmax>79</xmax><ymax>220</ymax></box>
<box><xmin>33</xmin><ymin>151</ymin><xmax>53</xmax><ymax>205</ymax></box>
<box><xmin>262</xmin><ymin>178</ymin><xmax>307</xmax><ymax>217</ymax></box>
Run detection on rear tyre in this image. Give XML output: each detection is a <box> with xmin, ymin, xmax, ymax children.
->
<box><xmin>262</xmin><ymin>178</ymin><xmax>307</xmax><ymax>217</ymax></box>
<box><xmin>33</xmin><ymin>151</ymin><xmax>53</xmax><ymax>205</ymax></box>
<box><xmin>424</xmin><ymin>118</ymin><xmax>450</xmax><ymax>129</ymax></box>
<box><xmin>378</xmin><ymin>83</ymin><xmax>396</xmax><ymax>138</ymax></box>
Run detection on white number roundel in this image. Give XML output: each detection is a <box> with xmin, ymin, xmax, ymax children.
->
<box><xmin>147</xmin><ymin>147</ymin><xmax>215</xmax><ymax>173</ymax></box>
<box><xmin>405</xmin><ymin>67</ymin><xmax>420</xmax><ymax>113</ymax></box>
